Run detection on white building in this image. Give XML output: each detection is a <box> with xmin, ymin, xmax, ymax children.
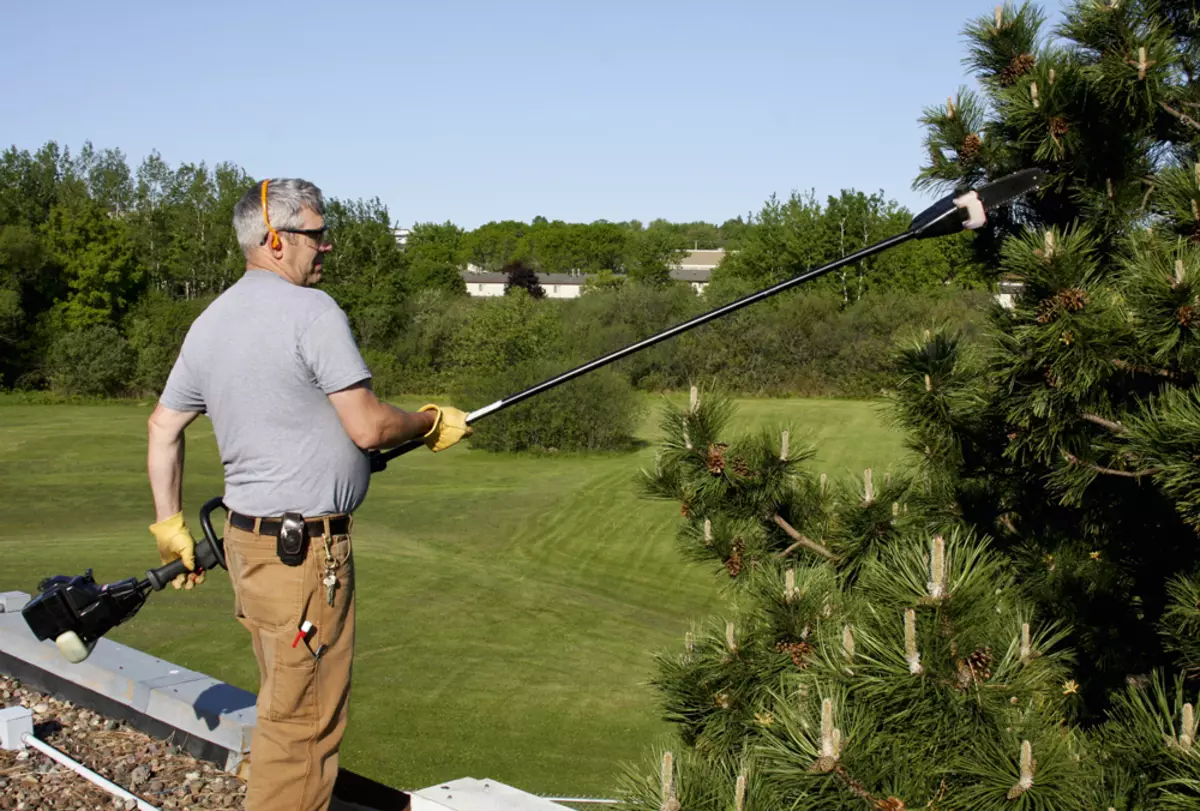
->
<box><xmin>460</xmin><ymin>272</ymin><xmax>587</xmax><ymax>299</ymax></box>
<box><xmin>459</xmin><ymin>249</ymin><xmax>727</xmax><ymax>298</ymax></box>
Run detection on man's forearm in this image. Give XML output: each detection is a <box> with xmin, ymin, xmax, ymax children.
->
<box><xmin>373</xmin><ymin>402</ymin><xmax>438</xmax><ymax>449</ymax></box>
<box><xmin>147</xmin><ymin>428</ymin><xmax>185</xmax><ymax>521</ymax></box>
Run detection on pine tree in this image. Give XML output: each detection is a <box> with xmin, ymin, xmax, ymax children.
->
<box><xmin>613</xmin><ymin>3</ymin><xmax>1200</xmax><ymax>803</ymax></box>
<box><xmin>616</xmin><ymin>388</ymin><xmax>1100</xmax><ymax>809</ymax></box>
<box><xmin>898</xmin><ymin>0</ymin><xmax>1200</xmax><ymax>717</ymax></box>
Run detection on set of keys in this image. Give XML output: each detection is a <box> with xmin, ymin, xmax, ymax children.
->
<box><xmin>321</xmin><ymin>535</ymin><xmax>341</xmax><ymax>606</ymax></box>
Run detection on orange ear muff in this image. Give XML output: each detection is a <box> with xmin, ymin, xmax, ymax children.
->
<box><xmin>261</xmin><ymin>179</ymin><xmax>282</xmax><ymax>251</ymax></box>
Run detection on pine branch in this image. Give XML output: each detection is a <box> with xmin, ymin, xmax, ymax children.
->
<box><xmin>833</xmin><ymin>765</ymin><xmax>890</xmax><ymax>806</ymax></box>
<box><xmin>1111</xmin><ymin>358</ymin><xmax>1180</xmax><ymax>379</ymax></box>
<box><xmin>772</xmin><ymin>514</ymin><xmax>838</xmax><ymax>561</ymax></box>
<box><xmin>1062</xmin><ymin>450</ymin><xmax>1162</xmax><ymax>479</ymax></box>
<box><xmin>1160</xmin><ymin>102</ymin><xmax>1200</xmax><ymax>132</ymax></box>
<box><xmin>1081</xmin><ymin>413</ymin><xmax>1126</xmax><ymax>433</ymax></box>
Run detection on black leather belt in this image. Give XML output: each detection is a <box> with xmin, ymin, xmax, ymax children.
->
<box><xmin>228</xmin><ymin>511</ymin><xmax>351</xmax><ymax>537</ymax></box>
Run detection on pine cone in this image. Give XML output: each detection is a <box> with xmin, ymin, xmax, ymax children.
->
<box><xmin>680</xmin><ymin>502</ymin><xmax>690</xmax><ymax>518</ymax></box>
<box><xmin>958</xmin><ymin>133</ymin><xmax>982</xmax><ymax>164</ymax></box>
<box><xmin>1050</xmin><ymin>116</ymin><xmax>1069</xmax><ymax>138</ymax></box>
<box><xmin>1036</xmin><ymin>298</ymin><xmax>1057</xmax><ymax>323</ymax></box>
<box><xmin>1060</xmin><ymin>287</ymin><xmax>1088</xmax><ymax>311</ymax></box>
<box><xmin>724</xmin><ymin>537</ymin><xmax>745</xmax><ymax>577</ymax></box>
<box><xmin>875</xmin><ymin>799</ymin><xmax>907</xmax><ymax>811</ymax></box>
<box><xmin>1037</xmin><ymin>288</ymin><xmax>1089</xmax><ymax>322</ymax></box>
<box><xmin>731</xmin><ymin>456</ymin><xmax>753</xmax><ymax>478</ymax></box>
<box><xmin>998</xmin><ymin>52</ymin><xmax>1036</xmax><ymax>85</ymax></box>
<box><xmin>705</xmin><ymin>443</ymin><xmax>727</xmax><ymax>475</ymax></box>
<box><xmin>775</xmin><ymin>640</ymin><xmax>814</xmax><ymax>669</ymax></box>
<box><xmin>1178</xmin><ymin>304</ymin><xmax>1197</xmax><ymax>328</ymax></box>
<box><xmin>956</xmin><ymin>646</ymin><xmax>994</xmax><ymax>688</ymax></box>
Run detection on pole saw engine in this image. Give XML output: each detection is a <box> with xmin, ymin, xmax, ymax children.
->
<box><xmin>18</xmin><ymin>169</ymin><xmax>1047</xmax><ymax>663</ymax></box>
<box><xmin>20</xmin><ymin>498</ymin><xmax>229</xmax><ymax>663</ymax></box>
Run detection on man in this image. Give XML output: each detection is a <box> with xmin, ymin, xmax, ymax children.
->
<box><xmin>145</xmin><ymin>177</ymin><xmax>469</xmax><ymax>811</ymax></box>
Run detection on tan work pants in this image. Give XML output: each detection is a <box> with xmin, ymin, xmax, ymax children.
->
<box><xmin>224</xmin><ymin>517</ymin><xmax>356</xmax><ymax>811</ymax></box>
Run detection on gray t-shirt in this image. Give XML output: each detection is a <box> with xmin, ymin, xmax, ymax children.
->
<box><xmin>159</xmin><ymin>269</ymin><xmax>373</xmax><ymax>517</ymax></box>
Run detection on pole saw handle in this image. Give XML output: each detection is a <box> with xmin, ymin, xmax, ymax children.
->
<box><xmin>368</xmin><ymin>439</ymin><xmax>422</xmax><ymax>472</ymax></box>
<box><xmin>144</xmin><ymin>497</ymin><xmax>230</xmax><ymax>590</ymax></box>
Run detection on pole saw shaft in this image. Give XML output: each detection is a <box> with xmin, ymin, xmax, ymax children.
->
<box><xmin>368</xmin><ymin>230</ymin><xmax>912</xmax><ymax>470</ymax></box>
<box><xmin>367</xmin><ymin>166</ymin><xmax>1046</xmax><ymax>472</ymax></box>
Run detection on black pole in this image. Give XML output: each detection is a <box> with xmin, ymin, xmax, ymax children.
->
<box><xmin>367</xmin><ymin>166</ymin><xmax>1046</xmax><ymax>472</ymax></box>
<box><xmin>368</xmin><ymin>230</ymin><xmax>913</xmax><ymax>470</ymax></box>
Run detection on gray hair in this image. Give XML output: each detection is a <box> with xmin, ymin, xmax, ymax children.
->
<box><xmin>232</xmin><ymin>178</ymin><xmax>326</xmax><ymax>254</ymax></box>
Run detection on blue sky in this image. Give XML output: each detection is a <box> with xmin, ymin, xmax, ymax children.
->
<box><xmin>3</xmin><ymin>0</ymin><xmax>1065</xmax><ymax>230</ymax></box>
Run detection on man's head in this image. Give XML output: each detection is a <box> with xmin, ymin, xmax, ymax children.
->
<box><xmin>233</xmin><ymin>178</ymin><xmax>331</xmax><ymax>286</ymax></box>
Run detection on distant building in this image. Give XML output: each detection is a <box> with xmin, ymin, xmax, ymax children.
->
<box><xmin>459</xmin><ymin>249</ymin><xmax>728</xmax><ymax>298</ymax></box>
<box><xmin>670</xmin><ymin>248</ymin><xmax>726</xmax><ymax>294</ymax></box>
<box><xmin>460</xmin><ymin>272</ymin><xmax>587</xmax><ymax>299</ymax></box>
<box><xmin>392</xmin><ymin>227</ymin><xmax>410</xmax><ymax>248</ymax></box>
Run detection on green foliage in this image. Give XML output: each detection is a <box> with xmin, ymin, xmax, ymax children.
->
<box><xmin>43</xmin><ymin>195</ymin><xmax>140</xmax><ymax>330</ymax></box>
<box><xmin>124</xmin><ymin>292</ymin><xmax>213</xmax><ymax>395</ymax></box>
<box><xmin>319</xmin><ymin>197</ymin><xmax>409</xmax><ymax>351</ymax></box>
<box><xmin>620</xmin><ymin>392</ymin><xmax>1095</xmax><ymax>808</ymax></box>
<box><xmin>452</xmin><ymin>359</ymin><xmax>644</xmax><ymax>453</ymax></box>
<box><xmin>405</xmin><ymin>221</ymin><xmax>468</xmax><ymax>296</ymax></box>
<box><xmin>446</xmin><ymin>288</ymin><xmax>560</xmax><ymax>374</ymax></box>
<box><xmin>861</xmin><ymin>1</ymin><xmax>1200</xmax><ymax>803</ymax></box>
<box><xmin>715</xmin><ymin>188</ymin><xmax>988</xmax><ymax>300</ymax></box>
<box><xmin>0</xmin><ymin>136</ymin><xmax>989</xmax><ymax>401</ymax></box>
<box><xmin>624</xmin><ymin>222</ymin><xmax>687</xmax><ymax>286</ymax></box>
<box><xmin>47</xmin><ymin>325</ymin><xmax>135</xmax><ymax>397</ymax></box>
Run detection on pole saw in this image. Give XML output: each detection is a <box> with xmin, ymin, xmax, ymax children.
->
<box><xmin>19</xmin><ymin>168</ymin><xmax>1045</xmax><ymax>664</ymax></box>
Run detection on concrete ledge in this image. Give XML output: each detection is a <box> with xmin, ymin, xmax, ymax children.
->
<box><xmin>0</xmin><ymin>591</ymin><xmax>253</xmax><ymax>774</ymax></box>
<box><xmin>411</xmin><ymin>779</ymin><xmax>572</xmax><ymax>810</ymax></box>
<box><xmin>0</xmin><ymin>591</ymin><xmax>582</xmax><ymax>809</ymax></box>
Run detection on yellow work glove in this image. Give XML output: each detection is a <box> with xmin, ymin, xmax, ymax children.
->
<box><xmin>419</xmin><ymin>404</ymin><xmax>471</xmax><ymax>452</ymax></box>
<box><xmin>149</xmin><ymin>512</ymin><xmax>204</xmax><ymax>590</ymax></box>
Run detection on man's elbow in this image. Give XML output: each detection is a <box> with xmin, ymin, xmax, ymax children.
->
<box><xmin>147</xmin><ymin>410</ymin><xmax>176</xmax><ymax>443</ymax></box>
<box><xmin>346</xmin><ymin>421</ymin><xmax>383</xmax><ymax>450</ymax></box>
<box><xmin>342</xmin><ymin>405</ymin><xmax>387</xmax><ymax>450</ymax></box>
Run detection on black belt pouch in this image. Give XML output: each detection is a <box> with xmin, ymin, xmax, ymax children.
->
<box><xmin>277</xmin><ymin>512</ymin><xmax>309</xmax><ymax>566</ymax></box>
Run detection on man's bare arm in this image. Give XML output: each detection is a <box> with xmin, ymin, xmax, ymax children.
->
<box><xmin>147</xmin><ymin>403</ymin><xmax>201</xmax><ymax>521</ymax></box>
<box><xmin>327</xmin><ymin>382</ymin><xmax>438</xmax><ymax>450</ymax></box>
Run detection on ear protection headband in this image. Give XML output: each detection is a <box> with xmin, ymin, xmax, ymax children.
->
<box><xmin>261</xmin><ymin>179</ymin><xmax>282</xmax><ymax>251</ymax></box>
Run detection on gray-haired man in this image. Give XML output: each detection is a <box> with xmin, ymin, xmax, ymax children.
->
<box><xmin>146</xmin><ymin>178</ymin><xmax>469</xmax><ymax>810</ymax></box>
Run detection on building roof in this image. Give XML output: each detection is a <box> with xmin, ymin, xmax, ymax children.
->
<box><xmin>674</xmin><ymin>249</ymin><xmax>726</xmax><ymax>270</ymax></box>
<box><xmin>460</xmin><ymin>271</ymin><xmax>587</xmax><ymax>285</ymax></box>
<box><xmin>459</xmin><ymin>266</ymin><xmax>716</xmax><ymax>285</ymax></box>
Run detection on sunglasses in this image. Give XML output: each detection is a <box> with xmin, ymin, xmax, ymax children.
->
<box><xmin>275</xmin><ymin>227</ymin><xmax>330</xmax><ymax>246</ymax></box>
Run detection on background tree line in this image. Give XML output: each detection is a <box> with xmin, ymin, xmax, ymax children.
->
<box><xmin>1</xmin><ymin>139</ymin><xmax>990</xmax><ymax>443</ymax></box>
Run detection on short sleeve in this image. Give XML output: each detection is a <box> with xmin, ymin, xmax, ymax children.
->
<box><xmin>299</xmin><ymin>305</ymin><xmax>373</xmax><ymax>394</ymax></box>
<box><xmin>159</xmin><ymin>349</ymin><xmax>207</xmax><ymax>412</ymax></box>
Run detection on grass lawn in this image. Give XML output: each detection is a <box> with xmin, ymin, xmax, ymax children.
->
<box><xmin>0</xmin><ymin>394</ymin><xmax>909</xmax><ymax>797</ymax></box>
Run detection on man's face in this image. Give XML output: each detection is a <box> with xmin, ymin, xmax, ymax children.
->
<box><xmin>285</xmin><ymin>207</ymin><xmax>332</xmax><ymax>286</ymax></box>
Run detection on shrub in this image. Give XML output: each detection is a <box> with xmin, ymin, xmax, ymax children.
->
<box><xmin>47</xmin><ymin>325</ymin><xmax>135</xmax><ymax>397</ymax></box>
<box><xmin>451</xmin><ymin>357</ymin><xmax>645</xmax><ymax>453</ymax></box>
<box><xmin>124</xmin><ymin>292</ymin><xmax>213</xmax><ymax>395</ymax></box>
